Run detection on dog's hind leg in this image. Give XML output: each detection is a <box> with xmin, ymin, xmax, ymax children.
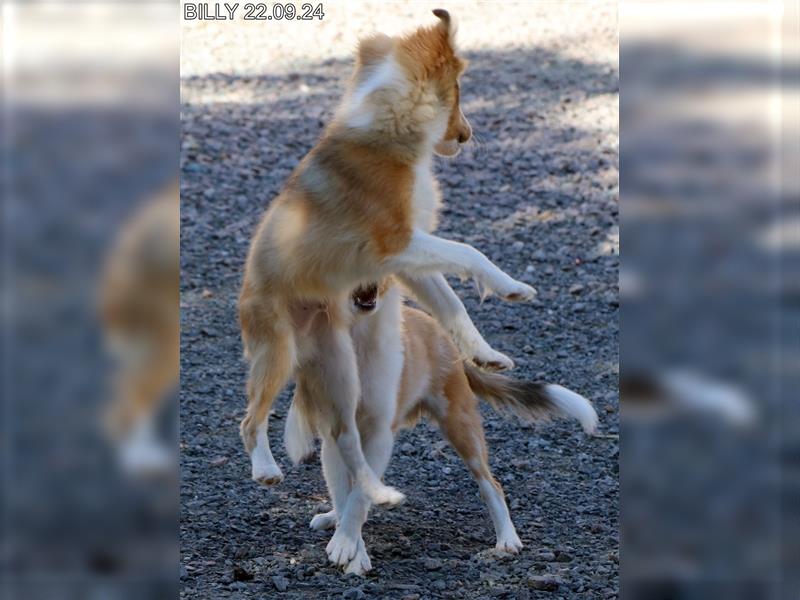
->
<box><xmin>323</xmin><ymin>285</ymin><xmax>403</xmax><ymax>572</ymax></box>
<box><xmin>312</xmin><ymin>317</ymin><xmax>404</xmax><ymax>510</ymax></box>
<box><xmin>312</xmin><ymin>435</ymin><xmax>351</xmax><ymax>531</ymax></box>
<box><xmin>331</xmin><ymin>419</ymin><xmax>395</xmax><ymax>574</ymax></box>
<box><xmin>239</xmin><ymin>298</ymin><xmax>295</xmax><ymax>486</ymax></box>
<box><xmin>328</xmin><ymin>319</ymin><xmax>403</xmax><ymax>572</ymax></box>
<box><xmin>437</xmin><ymin>371</ymin><xmax>523</xmax><ymax>554</ymax></box>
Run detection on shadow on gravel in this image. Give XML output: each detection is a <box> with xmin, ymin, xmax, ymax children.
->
<box><xmin>180</xmin><ymin>44</ymin><xmax>619</xmax><ymax>599</ymax></box>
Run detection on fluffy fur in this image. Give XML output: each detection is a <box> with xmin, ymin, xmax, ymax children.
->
<box><xmin>239</xmin><ymin>10</ymin><xmax>535</xmax><ymax>505</ymax></box>
<box><xmin>286</xmin><ymin>281</ymin><xmax>598</xmax><ymax>574</ymax></box>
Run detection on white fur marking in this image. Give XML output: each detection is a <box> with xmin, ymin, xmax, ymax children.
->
<box><xmin>251</xmin><ymin>420</ymin><xmax>284</xmax><ymax>484</ymax></box>
<box><xmin>662</xmin><ymin>370</ymin><xmax>756</xmax><ymax>426</ymax></box>
<box><xmin>321</xmin><ymin>437</ymin><xmax>352</xmax><ymax>515</ymax></box>
<box><xmin>119</xmin><ymin>416</ymin><xmax>172</xmax><ymax>476</ymax></box>
<box><xmin>477</xmin><ymin>478</ymin><xmax>522</xmax><ymax>553</ymax></box>
<box><xmin>398</xmin><ymin>274</ymin><xmax>514</xmax><ymax>369</ymax></box>
<box><xmin>343</xmin><ymin>56</ymin><xmax>406</xmax><ymax>129</ymax></box>
<box><xmin>326</xmin><ymin>525</ymin><xmax>361</xmax><ymax>566</ymax></box>
<box><xmin>546</xmin><ymin>384</ymin><xmax>599</xmax><ymax>434</ymax></box>
<box><xmin>412</xmin><ymin>156</ymin><xmax>440</xmax><ymax>230</ymax></box>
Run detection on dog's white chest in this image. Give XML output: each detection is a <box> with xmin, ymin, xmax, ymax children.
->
<box><xmin>412</xmin><ymin>158</ymin><xmax>441</xmax><ymax>232</ymax></box>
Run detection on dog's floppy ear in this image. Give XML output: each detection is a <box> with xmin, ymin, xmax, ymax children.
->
<box><xmin>357</xmin><ymin>33</ymin><xmax>393</xmax><ymax>69</ymax></box>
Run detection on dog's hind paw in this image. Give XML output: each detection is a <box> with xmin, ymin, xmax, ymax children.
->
<box><xmin>326</xmin><ymin>529</ymin><xmax>359</xmax><ymax>566</ymax></box>
<box><xmin>344</xmin><ymin>540</ymin><xmax>372</xmax><ymax>575</ymax></box>
<box><xmin>495</xmin><ymin>531</ymin><xmax>523</xmax><ymax>554</ymax></box>
<box><xmin>310</xmin><ymin>510</ymin><xmax>337</xmax><ymax>531</ymax></box>
<box><xmin>251</xmin><ymin>461</ymin><xmax>284</xmax><ymax>486</ymax></box>
<box><xmin>252</xmin><ymin>471</ymin><xmax>284</xmax><ymax>486</ymax></box>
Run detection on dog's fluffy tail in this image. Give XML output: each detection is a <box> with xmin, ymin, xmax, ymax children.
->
<box><xmin>284</xmin><ymin>401</ymin><xmax>316</xmax><ymax>465</ymax></box>
<box><xmin>463</xmin><ymin>362</ymin><xmax>598</xmax><ymax>434</ymax></box>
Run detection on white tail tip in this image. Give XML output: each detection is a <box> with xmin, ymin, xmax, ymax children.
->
<box><xmin>545</xmin><ymin>384</ymin><xmax>599</xmax><ymax>434</ymax></box>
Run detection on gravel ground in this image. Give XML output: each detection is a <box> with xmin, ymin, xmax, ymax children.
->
<box><xmin>180</xmin><ymin>3</ymin><xmax>618</xmax><ymax>598</ymax></box>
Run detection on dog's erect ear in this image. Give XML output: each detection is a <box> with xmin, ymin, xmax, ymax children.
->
<box><xmin>432</xmin><ymin>8</ymin><xmax>457</xmax><ymax>44</ymax></box>
<box><xmin>432</xmin><ymin>8</ymin><xmax>451</xmax><ymax>27</ymax></box>
<box><xmin>357</xmin><ymin>33</ymin><xmax>393</xmax><ymax>68</ymax></box>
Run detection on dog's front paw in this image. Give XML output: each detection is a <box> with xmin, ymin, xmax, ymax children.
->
<box><xmin>326</xmin><ymin>529</ymin><xmax>359</xmax><ymax>566</ymax></box>
<box><xmin>310</xmin><ymin>510</ymin><xmax>337</xmax><ymax>531</ymax></box>
<box><xmin>499</xmin><ymin>280</ymin><xmax>537</xmax><ymax>303</ymax></box>
<box><xmin>481</xmin><ymin>269</ymin><xmax>537</xmax><ymax>303</ymax></box>
<box><xmin>473</xmin><ymin>346</ymin><xmax>515</xmax><ymax>372</ymax></box>
<box><xmin>366</xmin><ymin>482</ymin><xmax>405</xmax><ymax>507</ymax></box>
<box><xmin>495</xmin><ymin>531</ymin><xmax>523</xmax><ymax>554</ymax></box>
<box><xmin>449</xmin><ymin>320</ymin><xmax>515</xmax><ymax>371</ymax></box>
<box><xmin>344</xmin><ymin>539</ymin><xmax>372</xmax><ymax>575</ymax></box>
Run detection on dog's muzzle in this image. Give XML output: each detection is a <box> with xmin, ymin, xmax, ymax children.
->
<box><xmin>352</xmin><ymin>283</ymin><xmax>379</xmax><ymax>312</ymax></box>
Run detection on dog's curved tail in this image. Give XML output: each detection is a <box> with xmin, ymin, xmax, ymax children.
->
<box><xmin>463</xmin><ymin>362</ymin><xmax>598</xmax><ymax>434</ymax></box>
<box><xmin>284</xmin><ymin>400</ymin><xmax>316</xmax><ymax>465</ymax></box>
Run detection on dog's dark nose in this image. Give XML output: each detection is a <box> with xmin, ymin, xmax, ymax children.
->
<box><xmin>458</xmin><ymin>132</ymin><xmax>469</xmax><ymax>144</ymax></box>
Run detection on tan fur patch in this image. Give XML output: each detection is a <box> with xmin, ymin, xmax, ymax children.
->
<box><xmin>390</xmin><ymin>303</ymin><xmax>493</xmax><ymax>478</ymax></box>
<box><xmin>314</xmin><ymin>140</ymin><xmax>414</xmax><ymax>258</ymax></box>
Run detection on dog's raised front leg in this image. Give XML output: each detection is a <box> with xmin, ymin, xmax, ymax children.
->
<box><xmin>385</xmin><ymin>230</ymin><xmax>537</xmax><ymax>302</ymax></box>
<box><xmin>397</xmin><ymin>273</ymin><xmax>514</xmax><ymax>371</ymax></box>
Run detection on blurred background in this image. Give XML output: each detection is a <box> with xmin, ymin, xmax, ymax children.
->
<box><xmin>621</xmin><ymin>1</ymin><xmax>798</xmax><ymax>599</ymax></box>
<box><xmin>2</xmin><ymin>2</ymin><xmax>178</xmax><ymax>599</ymax></box>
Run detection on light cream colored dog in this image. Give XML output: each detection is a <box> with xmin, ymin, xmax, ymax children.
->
<box><xmin>285</xmin><ymin>280</ymin><xmax>598</xmax><ymax>574</ymax></box>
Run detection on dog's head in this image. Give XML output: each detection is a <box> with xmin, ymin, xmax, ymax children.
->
<box><xmin>344</xmin><ymin>9</ymin><xmax>471</xmax><ymax>156</ymax></box>
<box><xmin>422</xmin><ymin>9</ymin><xmax>472</xmax><ymax>157</ymax></box>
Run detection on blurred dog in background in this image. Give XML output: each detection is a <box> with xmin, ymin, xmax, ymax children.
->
<box><xmin>99</xmin><ymin>182</ymin><xmax>179</xmax><ymax>476</ymax></box>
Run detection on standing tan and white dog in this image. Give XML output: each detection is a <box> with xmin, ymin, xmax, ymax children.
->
<box><xmin>285</xmin><ymin>281</ymin><xmax>598</xmax><ymax>574</ymax></box>
<box><xmin>239</xmin><ymin>10</ymin><xmax>535</xmax><ymax>507</ymax></box>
